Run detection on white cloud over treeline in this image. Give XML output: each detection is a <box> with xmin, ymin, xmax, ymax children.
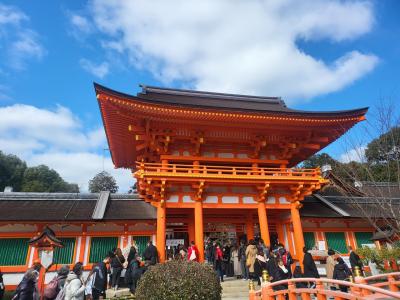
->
<box><xmin>0</xmin><ymin>104</ymin><xmax>132</xmax><ymax>192</ymax></box>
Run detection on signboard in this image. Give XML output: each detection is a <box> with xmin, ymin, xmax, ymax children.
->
<box><xmin>166</xmin><ymin>239</ymin><xmax>184</xmax><ymax>247</ymax></box>
<box><xmin>318</xmin><ymin>241</ymin><xmax>326</xmax><ymax>251</ymax></box>
<box><xmin>39</xmin><ymin>249</ymin><xmax>53</xmax><ymax>269</ymax></box>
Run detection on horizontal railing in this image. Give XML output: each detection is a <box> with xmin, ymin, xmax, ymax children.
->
<box><xmin>363</xmin><ymin>272</ymin><xmax>400</xmax><ymax>292</ymax></box>
<box><xmin>250</xmin><ymin>276</ymin><xmax>400</xmax><ymax>300</ymax></box>
<box><xmin>136</xmin><ymin>162</ymin><xmax>322</xmax><ymax>179</ymax></box>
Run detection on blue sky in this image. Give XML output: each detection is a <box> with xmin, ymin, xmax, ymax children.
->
<box><xmin>0</xmin><ymin>0</ymin><xmax>399</xmax><ymax>191</ymax></box>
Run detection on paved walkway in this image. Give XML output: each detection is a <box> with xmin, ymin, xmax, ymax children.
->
<box><xmin>221</xmin><ymin>277</ymin><xmax>250</xmax><ymax>300</ymax></box>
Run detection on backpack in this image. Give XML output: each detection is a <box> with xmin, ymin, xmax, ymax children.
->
<box><xmin>55</xmin><ymin>282</ymin><xmax>67</xmax><ymax>300</ymax></box>
<box><xmin>44</xmin><ymin>276</ymin><xmax>60</xmax><ymax>299</ymax></box>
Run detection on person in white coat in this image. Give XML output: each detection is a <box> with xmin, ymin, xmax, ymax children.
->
<box><xmin>65</xmin><ymin>263</ymin><xmax>85</xmax><ymax>300</ymax></box>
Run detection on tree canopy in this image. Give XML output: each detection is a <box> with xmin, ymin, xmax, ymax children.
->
<box><xmin>88</xmin><ymin>171</ymin><xmax>118</xmax><ymax>193</ymax></box>
<box><xmin>22</xmin><ymin>165</ymin><xmax>79</xmax><ymax>193</ymax></box>
<box><xmin>0</xmin><ymin>151</ymin><xmax>27</xmax><ymax>192</ymax></box>
<box><xmin>0</xmin><ymin>151</ymin><xmax>79</xmax><ymax>193</ymax></box>
<box><xmin>301</xmin><ymin>126</ymin><xmax>400</xmax><ymax>183</ymax></box>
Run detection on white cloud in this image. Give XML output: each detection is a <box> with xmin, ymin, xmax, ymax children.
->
<box><xmin>339</xmin><ymin>146</ymin><xmax>367</xmax><ymax>163</ymax></box>
<box><xmin>70</xmin><ymin>14</ymin><xmax>92</xmax><ymax>34</ymax></box>
<box><xmin>80</xmin><ymin>58</ymin><xmax>109</xmax><ymax>78</ymax></box>
<box><xmin>0</xmin><ymin>104</ymin><xmax>133</xmax><ymax>192</ymax></box>
<box><xmin>87</xmin><ymin>0</ymin><xmax>378</xmax><ymax>102</ymax></box>
<box><xmin>0</xmin><ymin>3</ymin><xmax>27</xmax><ymax>25</ymax></box>
<box><xmin>0</xmin><ymin>4</ymin><xmax>45</xmax><ymax>70</ymax></box>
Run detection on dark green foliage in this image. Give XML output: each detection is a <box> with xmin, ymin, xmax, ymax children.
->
<box><xmin>88</xmin><ymin>171</ymin><xmax>118</xmax><ymax>193</ymax></box>
<box><xmin>0</xmin><ymin>151</ymin><xmax>27</xmax><ymax>191</ymax></box>
<box><xmin>135</xmin><ymin>260</ymin><xmax>222</xmax><ymax>300</ymax></box>
<box><xmin>365</xmin><ymin>127</ymin><xmax>400</xmax><ymax>164</ymax></box>
<box><xmin>0</xmin><ymin>151</ymin><xmax>79</xmax><ymax>192</ymax></box>
<box><xmin>301</xmin><ymin>153</ymin><xmax>338</xmax><ymax>169</ymax></box>
<box><xmin>302</xmin><ymin>125</ymin><xmax>400</xmax><ymax>183</ymax></box>
<box><xmin>21</xmin><ymin>165</ymin><xmax>79</xmax><ymax>192</ymax></box>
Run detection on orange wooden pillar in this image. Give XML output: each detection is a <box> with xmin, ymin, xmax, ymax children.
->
<box><xmin>246</xmin><ymin>212</ymin><xmax>254</xmax><ymax>241</ymax></box>
<box><xmin>156</xmin><ymin>202</ymin><xmax>166</xmax><ymax>263</ymax></box>
<box><xmin>276</xmin><ymin>223</ymin><xmax>284</xmax><ymax>246</ymax></box>
<box><xmin>291</xmin><ymin>202</ymin><xmax>305</xmax><ymax>265</ymax></box>
<box><xmin>257</xmin><ymin>202</ymin><xmax>271</xmax><ymax>246</ymax></box>
<box><xmin>188</xmin><ymin>217</ymin><xmax>195</xmax><ymax>244</ymax></box>
<box><xmin>194</xmin><ymin>200</ymin><xmax>204</xmax><ymax>262</ymax></box>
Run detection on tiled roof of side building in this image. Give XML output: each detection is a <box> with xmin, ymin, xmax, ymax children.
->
<box><xmin>0</xmin><ymin>192</ymin><xmax>156</xmax><ymax>221</ymax></box>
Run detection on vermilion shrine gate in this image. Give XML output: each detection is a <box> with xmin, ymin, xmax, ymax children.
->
<box><xmin>96</xmin><ymin>83</ymin><xmax>367</xmax><ymax>263</ymax></box>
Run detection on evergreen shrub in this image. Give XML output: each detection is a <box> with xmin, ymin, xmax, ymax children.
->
<box><xmin>135</xmin><ymin>260</ymin><xmax>222</xmax><ymax>300</ymax></box>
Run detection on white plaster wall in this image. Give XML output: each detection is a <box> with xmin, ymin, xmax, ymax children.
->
<box><xmin>87</xmin><ymin>223</ymin><xmax>124</xmax><ymax>232</ymax></box>
<box><xmin>267</xmin><ymin>196</ymin><xmax>275</xmax><ymax>204</ymax></box>
<box><xmin>279</xmin><ymin>196</ymin><xmax>289</xmax><ymax>204</ymax></box>
<box><xmin>182</xmin><ymin>195</ymin><xmax>194</xmax><ymax>203</ymax></box>
<box><xmin>218</xmin><ymin>152</ymin><xmax>234</xmax><ymax>158</ymax></box>
<box><xmin>222</xmin><ymin>196</ymin><xmax>239</xmax><ymax>204</ymax></box>
<box><xmin>242</xmin><ymin>196</ymin><xmax>256</xmax><ymax>204</ymax></box>
<box><xmin>166</xmin><ymin>195</ymin><xmax>179</xmax><ymax>202</ymax></box>
<box><xmin>0</xmin><ymin>224</ymin><xmax>35</xmax><ymax>233</ymax></box>
<box><xmin>129</xmin><ymin>223</ymin><xmax>156</xmax><ymax>231</ymax></box>
<box><xmin>3</xmin><ymin>273</ymin><xmax>24</xmax><ymax>285</ymax></box>
<box><xmin>204</xmin><ymin>196</ymin><xmax>218</xmax><ymax>203</ymax></box>
<box><xmin>75</xmin><ymin>237</ymin><xmax>82</xmax><ymax>263</ymax></box>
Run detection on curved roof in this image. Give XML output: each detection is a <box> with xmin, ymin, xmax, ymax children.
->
<box><xmin>95</xmin><ymin>83</ymin><xmax>368</xmax><ymax>168</ymax></box>
<box><xmin>95</xmin><ymin>83</ymin><xmax>368</xmax><ymax>117</ymax></box>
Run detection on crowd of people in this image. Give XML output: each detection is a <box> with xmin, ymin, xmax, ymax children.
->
<box><xmin>7</xmin><ymin>240</ymin><xmax>159</xmax><ymax>300</ymax></box>
<box><xmin>202</xmin><ymin>237</ymin><xmax>364</xmax><ymax>294</ymax></box>
<box><xmin>1</xmin><ymin>238</ymin><xmax>365</xmax><ymax>300</ymax></box>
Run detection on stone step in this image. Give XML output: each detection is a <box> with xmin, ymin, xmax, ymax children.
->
<box><xmin>105</xmin><ymin>288</ymin><xmax>131</xmax><ymax>298</ymax></box>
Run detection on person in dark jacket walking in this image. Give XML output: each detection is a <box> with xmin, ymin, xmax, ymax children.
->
<box><xmin>265</xmin><ymin>249</ymin><xmax>278</xmax><ymax>282</ymax></box>
<box><xmin>110</xmin><ymin>248</ymin><xmax>125</xmax><ymax>290</ymax></box>
<box><xmin>272</xmin><ymin>258</ymin><xmax>290</xmax><ymax>292</ymax></box>
<box><xmin>213</xmin><ymin>243</ymin><xmax>224</xmax><ymax>282</ymax></box>
<box><xmin>348</xmin><ymin>246</ymin><xmax>363</xmax><ymax>275</ymax></box>
<box><xmin>127</xmin><ymin>246</ymin><xmax>137</xmax><ymax>265</ymax></box>
<box><xmin>13</xmin><ymin>261</ymin><xmax>41</xmax><ymax>300</ymax></box>
<box><xmin>91</xmin><ymin>257</ymin><xmax>110</xmax><ymax>299</ymax></box>
<box><xmin>124</xmin><ymin>256</ymin><xmax>144</xmax><ymax>294</ymax></box>
<box><xmin>143</xmin><ymin>241</ymin><xmax>158</xmax><ymax>266</ymax></box>
<box><xmin>238</xmin><ymin>241</ymin><xmax>249</xmax><ymax>280</ymax></box>
<box><xmin>333</xmin><ymin>257</ymin><xmax>352</xmax><ymax>292</ymax></box>
<box><xmin>292</xmin><ymin>265</ymin><xmax>307</xmax><ymax>288</ymax></box>
<box><xmin>302</xmin><ymin>247</ymin><xmax>319</xmax><ymax>288</ymax></box>
<box><xmin>0</xmin><ymin>268</ymin><xmax>5</xmax><ymax>300</ymax></box>
<box><xmin>303</xmin><ymin>247</ymin><xmax>319</xmax><ymax>278</ymax></box>
<box><xmin>253</xmin><ymin>250</ymin><xmax>267</xmax><ymax>286</ymax></box>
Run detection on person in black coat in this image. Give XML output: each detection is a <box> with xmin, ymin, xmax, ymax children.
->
<box><xmin>292</xmin><ymin>265</ymin><xmax>307</xmax><ymax>288</ymax></box>
<box><xmin>303</xmin><ymin>247</ymin><xmax>319</xmax><ymax>278</ymax></box>
<box><xmin>265</xmin><ymin>250</ymin><xmax>278</xmax><ymax>282</ymax></box>
<box><xmin>272</xmin><ymin>258</ymin><xmax>290</xmax><ymax>291</ymax></box>
<box><xmin>13</xmin><ymin>262</ymin><xmax>41</xmax><ymax>300</ymax></box>
<box><xmin>348</xmin><ymin>246</ymin><xmax>363</xmax><ymax>274</ymax></box>
<box><xmin>92</xmin><ymin>257</ymin><xmax>110</xmax><ymax>299</ymax></box>
<box><xmin>127</xmin><ymin>246</ymin><xmax>137</xmax><ymax>265</ymax></box>
<box><xmin>222</xmin><ymin>244</ymin><xmax>233</xmax><ymax>277</ymax></box>
<box><xmin>253</xmin><ymin>250</ymin><xmax>267</xmax><ymax>286</ymax></box>
<box><xmin>125</xmin><ymin>257</ymin><xmax>144</xmax><ymax>294</ymax></box>
<box><xmin>333</xmin><ymin>257</ymin><xmax>352</xmax><ymax>292</ymax></box>
<box><xmin>0</xmin><ymin>269</ymin><xmax>5</xmax><ymax>300</ymax></box>
<box><xmin>110</xmin><ymin>248</ymin><xmax>125</xmax><ymax>290</ymax></box>
<box><xmin>143</xmin><ymin>241</ymin><xmax>159</xmax><ymax>266</ymax></box>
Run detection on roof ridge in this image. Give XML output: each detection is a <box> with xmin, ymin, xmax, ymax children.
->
<box><xmin>140</xmin><ymin>84</ymin><xmax>284</xmax><ymax>105</ymax></box>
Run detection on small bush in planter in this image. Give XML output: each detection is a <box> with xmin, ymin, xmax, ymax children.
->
<box><xmin>135</xmin><ymin>260</ymin><xmax>222</xmax><ymax>300</ymax></box>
